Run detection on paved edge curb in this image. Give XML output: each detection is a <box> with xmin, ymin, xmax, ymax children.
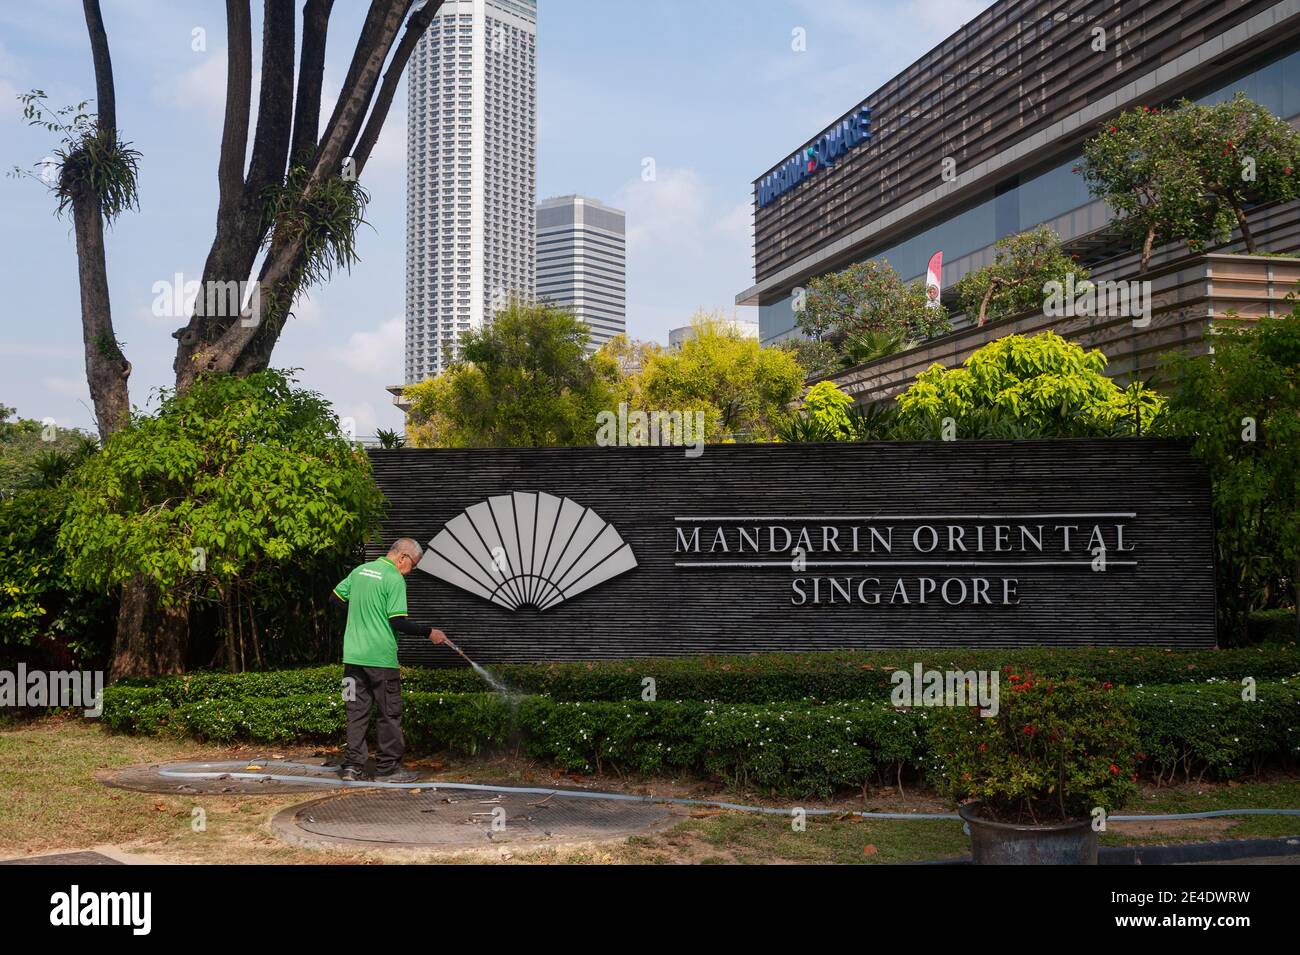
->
<box><xmin>917</xmin><ymin>834</ymin><xmax>1300</xmax><ymax>865</ymax></box>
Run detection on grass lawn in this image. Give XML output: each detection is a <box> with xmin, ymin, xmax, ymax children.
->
<box><xmin>1</xmin><ymin>716</ymin><xmax>1296</xmax><ymax>864</ymax></box>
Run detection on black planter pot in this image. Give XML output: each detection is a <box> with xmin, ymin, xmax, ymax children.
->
<box><xmin>958</xmin><ymin>803</ymin><xmax>1098</xmax><ymax>865</ymax></box>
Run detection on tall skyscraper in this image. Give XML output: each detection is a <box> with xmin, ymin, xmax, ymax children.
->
<box><xmin>404</xmin><ymin>0</ymin><xmax>537</xmax><ymax>384</ymax></box>
<box><xmin>536</xmin><ymin>195</ymin><xmax>626</xmax><ymax>350</ymax></box>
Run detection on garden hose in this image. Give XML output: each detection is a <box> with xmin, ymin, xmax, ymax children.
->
<box><xmin>157</xmin><ymin>761</ymin><xmax>1300</xmax><ymax>823</ymax></box>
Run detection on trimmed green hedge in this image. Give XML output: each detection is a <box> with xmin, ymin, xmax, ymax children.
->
<box><xmin>518</xmin><ymin>697</ymin><xmax>927</xmax><ymax>797</ymax></box>
<box><xmin>110</xmin><ymin>645</ymin><xmax>1300</xmax><ymax>704</ymax></box>
<box><xmin>101</xmin><ymin>679</ymin><xmax>1300</xmax><ymax>797</ymax></box>
<box><xmin>1250</xmin><ymin>609</ymin><xmax>1299</xmax><ymax>645</ymax></box>
<box><xmin>101</xmin><ymin>687</ymin><xmax>513</xmax><ymax>756</ymax></box>
<box><xmin>1128</xmin><ymin>683</ymin><xmax>1300</xmax><ymax>782</ymax></box>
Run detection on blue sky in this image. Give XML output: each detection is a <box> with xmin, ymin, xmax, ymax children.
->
<box><xmin>0</xmin><ymin>0</ymin><xmax>987</xmax><ymax>435</ymax></box>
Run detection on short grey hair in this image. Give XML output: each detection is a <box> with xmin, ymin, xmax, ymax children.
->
<box><xmin>388</xmin><ymin>538</ymin><xmax>423</xmax><ymax>564</ymax></box>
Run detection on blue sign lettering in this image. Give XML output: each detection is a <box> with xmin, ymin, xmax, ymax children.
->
<box><xmin>758</xmin><ymin>104</ymin><xmax>872</xmax><ymax>208</ymax></box>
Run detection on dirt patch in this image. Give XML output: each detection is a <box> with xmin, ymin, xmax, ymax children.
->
<box><xmin>1109</xmin><ymin>817</ymin><xmax>1237</xmax><ymax>839</ymax></box>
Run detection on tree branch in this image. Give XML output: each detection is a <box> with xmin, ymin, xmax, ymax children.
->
<box><xmin>216</xmin><ymin>0</ymin><xmax>253</xmax><ymax>222</ymax></box>
<box><xmin>75</xmin><ymin>0</ymin><xmax>131</xmax><ymax>438</ymax></box>
<box><xmin>82</xmin><ymin>0</ymin><xmax>116</xmax><ymax>135</ymax></box>
<box><xmin>289</xmin><ymin>0</ymin><xmax>334</xmax><ymax>167</ymax></box>
<box><xmin>244</xmin><ymin>0</ymin><xmax>296</xmax><ymax>199</ymax></box>
<box><xmin>309</xmin><ymin>0</ymin><xmax>407</xmax><ymax>187</ymax></box>
<box><xmin>354</xmin><ymin>0</ymin><xmax>442</xmax><ymax>172</ymax></box>
<box><xmin>317</xmin><ymin>0</ymin><xmax>396</xmax><ymax>157</ymax></box>
<box><xmin>183</xmin><ymin>0</ymin><xmax>431</xmax><ymax>384</ymax></box>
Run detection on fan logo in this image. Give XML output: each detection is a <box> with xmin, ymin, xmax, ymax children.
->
<box><xmin>418</xmin><ymin>492</ymin><xmax>637</xmax><ymax>611</ymax></box>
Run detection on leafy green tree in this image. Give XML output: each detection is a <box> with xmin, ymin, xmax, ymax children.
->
<box><xmin>1079</xmin><ymin>103</ymin><xmax>1224</xmax><ymax>272</ymax></box>
<box><xmin>59</xmin><ymin>370</ymin><xmax>384</xmax><ymax>677</ymax></box>
<box><xmin>639</xmin><ymin>314</ymin><xmax>805</xmax><ymax>442</ymax></box>
<box><xmin>1157</xmin><ymin>311</ymin><xmax>1300</xmax><ymax>642</ymax></box>
<box><xmin>795</xmin><ymin>259</ymin><xmax>950</xmax><ymax>366</ymax></box>
<box><xmin>896</xmin><ymin>332</ymin><xmax>1165</xmax><ymax>437</ymax></box>
<box><xmin>0</xmin><ymin>440</ymin><xmax>116</xmax><ymax>668</ymax></box>
<box><xmin>404</xmin><ymin>373</ymin><xmax>463</xmax><ymax>449</ymax></box>
<box><xmin>597</xmin><ymin>334</ymin><xmax>664</xmax><ymax>412</ymax></box>
<box><xmin>778</xmin><ymin>337</ymin><xmax>840</xmax><ymax>380</ymax></box>
<box><xmin>1172</xmin><ymin>92</ymin><xmax>1300</xmax><ymax>254</ymax></box>
<box><xmin>0</xmin><ymin>405</ymin><xmax>98</xmax><ymax>498</ymax></box>
<box><xmin>799</xmin><ymin>381</ymin><xmax>857</xmax><ymax>440</ymax></box>
<box><xmin>404</xmin><ymin>301</ymin><xmax>618</xmax><ymax>448</ymax></box>
<box><xmin>955</xmin><ymin>227</ymin><xmax>1084</xmax><ymax>327</ymax></box>
<box><xmin>1080</xmin><ymin>95</ymin><xmax>1300</xmax><ymax>270</ymax></box>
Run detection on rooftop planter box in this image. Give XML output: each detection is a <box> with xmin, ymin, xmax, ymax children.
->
<box><xmin>822</xmin><ymin>252</ymin><xmax>1300</xmax><ymax>405</ymax></box>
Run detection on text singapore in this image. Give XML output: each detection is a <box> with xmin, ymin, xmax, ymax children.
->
<box><xmin>673</xmin><ymin>516</ymin><xmax>1136</xmax><ymax>607</ymax></box>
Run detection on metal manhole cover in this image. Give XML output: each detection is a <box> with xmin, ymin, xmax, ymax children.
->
<box><xmin>280</xmin><ymin>789</ymin><xmax>679</xmax><ymax>848</ymax></box>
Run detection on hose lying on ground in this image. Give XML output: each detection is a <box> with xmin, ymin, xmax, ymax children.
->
<box><xmin>157</xmin><ymin>761</ymin><xmax>1300</xmax><ymax>823</ymax></box>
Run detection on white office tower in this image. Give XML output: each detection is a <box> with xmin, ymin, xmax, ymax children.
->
<box><xmin>404</xmin><ymin>0</ymin><xmax>538</xmax><ymax>383</ymax></box>
<box><xmin>536</xmin><ymin>195</ymin><xmax>627</xmax><ymax>350</ymax></box>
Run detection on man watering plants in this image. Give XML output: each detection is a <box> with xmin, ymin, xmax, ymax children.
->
<box><xmin>330</xmin><ymin>538</ymin><xmax>449</xmax><ymax>783</ymax></box>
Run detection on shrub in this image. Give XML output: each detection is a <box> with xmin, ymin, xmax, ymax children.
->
<box><xmin>98</xmin><ymin>679</ymin><xmax>1300</xmax><ymax>796</ymax></box>
<box><xmin>517</xmin><ymin>698</ymin><xmax>924</xmax><ymax>797</ymax></box>
<box><xmin>1127</xmin><ymin>681</ymin><xmax>1300</xmax><ymax>783</ymax></box>
<box><xmin>0</xmin><ymin>443</ymin><xmax>116</xmax><ymax>668</ymax></box>
<box><xmin>896</xmin><ymin>332</ymin><xmax>1165</xmax><ymax>438</ymax></box>
<box><xmin>927</xmin><ymin>673</ymin><xmax>1141</xmax><ymax>822</ymax></box>
<box><xmin>107</xmin><ymin>646</ymin><xmax>1300</xmax><ymax>705</ymax></box>
<box><xmin>1157</xmin><ymin>311</ymin><xmax>1300</xmax><ymax>643</ymax></box>
<box><xmin>100</xmin><ymin>685</ymin><xmax>512</xmax><ymax>755</ymax></box>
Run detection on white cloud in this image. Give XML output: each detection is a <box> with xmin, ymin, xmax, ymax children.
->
<box><xmin>716</xmin><ymin>199</ymin><xmax>754</xmax><ymax>249</ymax></box>
<box><xmin>168</xmin><ymin>51</ymin><xmax>229</xmax><ymax>118</ymax></box>
<box><xmin>0</xmin><ymin>38</ymin><xmax>27</xmax><ymax>120</ymax></box>
<box><xmin>330</xmin><ymin>316</ymin><xmax>404</xmax><ymax>376</ymax></box>
<box><xmin>288</xmin><ymin>293</ymin><xmax>323</xmax><ymax>325</ymax></box>
<box><xmin>616</xmin><ymin>166</ymin><xmax>711</xmax><ymax>253</ymax></box>
<box><xmin>612</xmin><ymin>166</ymin><xmax>757</xmax><ymax>344</ymax></box>
<box><xmin>366</xmin><ymin>104</ymin><xmax>406</xmax><ymax>174</ymax></box>
<box><xmin>43</xmin><ymin>375</ymin><xmax>89</xmax><ymax>399</ymax></box>
<box><xmin>337</xmin><ymin>401</ymin><xmax>381</xmax><ymax>438</ymax></box>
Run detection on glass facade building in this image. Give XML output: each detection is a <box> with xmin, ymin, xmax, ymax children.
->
<box><xmin>741</xmin><ymin>1</ymin><xmax>1300</xmax><ymax>346</ymax></box>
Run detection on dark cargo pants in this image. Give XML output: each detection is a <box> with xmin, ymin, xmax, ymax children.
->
<box><xmin>343</xmin><ymin>664</ymin><xmax>405</xmax><ymax>774</ymax></box>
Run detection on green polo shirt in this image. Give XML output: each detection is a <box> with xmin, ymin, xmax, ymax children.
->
<box><xmin>333</xmin><ymin>556</ymin><xmax>407</xmax><ymax>669</ymax></box>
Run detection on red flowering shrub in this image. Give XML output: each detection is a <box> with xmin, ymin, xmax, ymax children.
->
<box><xmin>927</xmin><ymin>671</ymin><xmax>1140</xmax><ymax>824</ymax></box>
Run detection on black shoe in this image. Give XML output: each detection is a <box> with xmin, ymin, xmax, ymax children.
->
<box><xmin>374</xmin><ymin>768</ymin><xmax>420</xmax><ymax>784</ymax></box>
<box><xmin>340</xmin><ymin>766</ymin><xmax>364</xmax><ymax>782</ymax></box>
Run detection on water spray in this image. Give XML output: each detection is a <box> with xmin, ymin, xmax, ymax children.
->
<box><xmin>434</xmin><ymin>633</ymin><xmax>512</xmax><ymax>695</ymax></box>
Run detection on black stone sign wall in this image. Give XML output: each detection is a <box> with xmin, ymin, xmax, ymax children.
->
<box><xmin>367</xmin><ymin>440</ymin><xmax>1216</xmax><ymax>665</ymax></box>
